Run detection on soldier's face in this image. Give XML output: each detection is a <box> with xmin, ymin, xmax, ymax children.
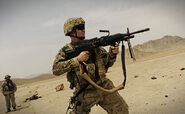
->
<box><xmin>76</xmin><ymin>24</ymin><xmax>85</xmax><ymax>38</ymax></box>
<box><xmin>70</xmin><ymin>24</ymin><xmax>85</xmax><ymax>42</ymax></box>
<box><xmin>5</xmin><ymin>79</ymin><xmax>10</xmax><ymax>82</ymax></box>
<box><xmin>76</xmin><ymin>29</ymin><xmax>85</xmax><ymax>38</ymax></box>
<box><xmin>6</xmin><ymin>78</ymin><xmax>10</xmax><ymax>80</ymax></box>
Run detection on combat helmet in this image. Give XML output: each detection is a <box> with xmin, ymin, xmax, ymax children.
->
<box><xmin>64</xmin><ymin>17</ymin><xmax>85</xmax><ymax>36</ymax></box>
<box><xmin>5</xmin><ymin>75</ymin><xmax>11</xmax><ymax>79</ymax></box>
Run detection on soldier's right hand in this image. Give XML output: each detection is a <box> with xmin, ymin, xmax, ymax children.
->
<box><xmin>77</xmin><ymin>51</ymin><xmax>90</xmax><ymax>62</ymax></box>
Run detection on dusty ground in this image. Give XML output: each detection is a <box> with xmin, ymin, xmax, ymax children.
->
<box><xmin>0</xmin><ymin>49</ymin><xmax>185</xmax><ymax>114</ymax></box>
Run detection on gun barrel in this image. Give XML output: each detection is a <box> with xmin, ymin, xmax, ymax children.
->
<box><xmin>99</xmin><ymin>30</ymin><xmax>109</xmax><ymax>33</ymax></box>
<box><xmin>129</xmin><ymin>28</ymin><xmax>150</xmax><ymax>35</ymax></box>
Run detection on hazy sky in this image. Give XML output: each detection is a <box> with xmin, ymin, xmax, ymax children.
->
<box><xmin>0</xmin><ymin>0</ymin><xmax>185</xmax><ymax>80</ymax></box>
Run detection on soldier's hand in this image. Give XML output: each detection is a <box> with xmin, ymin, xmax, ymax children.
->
<box><xmin>3</xmin><ymin>92</ymin><xmax>6</xmax><ymax>96</ymax></box>
<box><xmin>77</xmin><ymin>51</ymin><xmax>90</xmax><ymax>62</ymax></box>
<box><xmin>109</xmin><ymin>44</ymin><xmax>119</xmax><ymax>54</ymax></box>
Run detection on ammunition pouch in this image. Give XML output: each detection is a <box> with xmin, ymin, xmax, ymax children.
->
<box><xmin>67</xmin><ymin>70</ymin><xmax>77</xmax><ymax>89</ymax></box>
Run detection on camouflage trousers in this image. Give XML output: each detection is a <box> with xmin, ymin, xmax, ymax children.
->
<box><xmin>4</xmin><ymin>93</ymin><xmax>16</xmax><ymax>110</ymax></box>
<box><xmin>70</xmin><ymin>79</ymin><xmax>129</xmax><ymax>114</ymax></box>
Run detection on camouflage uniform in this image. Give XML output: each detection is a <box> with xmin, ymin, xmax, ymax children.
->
<box><xmin>1</xmin><ymin>76</ymin><xmax>17</xmax><ymax>112</ymax></box>
<box><xmin>53</xmin><ymin>43</ymin><xmax>129</xmax><ymax>114</ymax></box>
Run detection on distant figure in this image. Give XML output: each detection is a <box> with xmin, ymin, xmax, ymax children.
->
<box><xmin>1</xmin><ymin>75</ymin><xmax>17</xmax><ymax>112</ymax></box>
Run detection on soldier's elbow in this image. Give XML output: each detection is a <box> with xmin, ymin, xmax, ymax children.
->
<box><xmin>53</xmin><ymin>70</ymin><xmax>61</xmax><ymax>76</ymax></box>
<box><xmin>52</xmin><ymin>69</ymin><xmax>65</xmax><ymax>76</ymax></box>
<box><xmin>52</xmin><ymin>66</ymin><xmax>61</xmax><ymax>76</ymax></box>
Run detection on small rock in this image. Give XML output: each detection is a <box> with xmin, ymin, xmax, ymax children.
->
<box><xmin>165</xmin><ymin>95</ymin><xmax>168</xmax><ymax>98</ymax></box>
<box><xmin>17</xmin><ymin>104</ymin><xmax>21</xmax><ymax>107</ymax></box>
<box><xmin>151</xmin><ymin>76</ymin><xmax>157</xmax><ymax>80</ymax></box>
<box><xmin>134</xmin><ymin>75</ymin><xmax>139</xmax><ymax>78</ymax></box>
<box><xmin>180</xmin><ymin>68</ymin><xmax>185</xmax><ymax>71</ymax></box>
<box><xmin>55</xmin><ymin>83</ymin><xmax>64</xmax><ymax>92</ymax></box>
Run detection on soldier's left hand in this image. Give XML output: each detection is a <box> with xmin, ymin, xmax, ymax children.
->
<box><xmin>109</xmin><ymin>44</ymin><xmax>119</xmax><ymax>54</ymax></box>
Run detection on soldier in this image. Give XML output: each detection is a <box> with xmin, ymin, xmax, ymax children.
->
<box><xmin>1</xmin><ymin>75</ymin><xmax>17</xmax><ymax>112</ymax></box>
<box><xmin>52</xmin><ymin>17</ymin><xmax>129</xmax><ymax>114</ymax></box>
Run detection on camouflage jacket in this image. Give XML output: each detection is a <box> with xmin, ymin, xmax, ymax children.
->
<box><xmin>52</xmin><ymin>42</ymin><xmax>117</xmax><ymax>89</ymax></box>
<box><xmin>1</xmin><ymin>80</ymin><xmax>17</xmax><ymax>95</ymax></box>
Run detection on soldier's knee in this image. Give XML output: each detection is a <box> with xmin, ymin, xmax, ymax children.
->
<box><xmin>76</xmin><ymin>106</ymin><xmax>90</xmax><ymax>114</ymax></box>
<box><xmin>70</xmin><ymin>110</ymin><xmax>90</xmax><ymax>114</ymax></box>
<box><xmin>69</xmin><ymin>111</ymin><xmax>75</xmax><ymax>114</ymax></box>
<box><xmin>118</xmin><ymin>101</ymin><xmax>129</xmax><ymax>114</ymax></box>
<box><xmin>72</xmin><ymin>101</ymin><xmax>90</xmax><ymax>114</ymax></box>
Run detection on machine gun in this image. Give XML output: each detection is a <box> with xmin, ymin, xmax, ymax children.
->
<box><xmin>64</xmin><ymin>28</ymin><xmax>149</xmax><ymax>60</ymax></box>
<box><xmin>64</xmin><ymin>28</ymin><xmax>150</xmax><ymax>93</ymax></box>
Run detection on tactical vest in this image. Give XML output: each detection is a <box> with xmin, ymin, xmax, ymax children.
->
<box><xmin>3</xmin><ymin>80</ymin><xmax>15</xmax><ymax>91</ymax></box>
<box><xmin>63</xmin><ymin>43</ymin><xmax>108</xmax><ymax>90</ymax></box>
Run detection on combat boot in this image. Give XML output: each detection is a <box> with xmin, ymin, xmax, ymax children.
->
<box><xmin>13</xmin><ymin>107</ymin><xmax>16</xmax><ymax>111</ymax></box>
<box><xmin>6</xmin><ymin>108</ymin><xmax>11</xmax><ymax>113</ymax></box>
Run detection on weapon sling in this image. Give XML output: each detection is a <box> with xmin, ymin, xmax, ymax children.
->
<box><xmin>122</xmin><ymin>43</ymin><xmax>126</xmax><ymax>87</ymax></box>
